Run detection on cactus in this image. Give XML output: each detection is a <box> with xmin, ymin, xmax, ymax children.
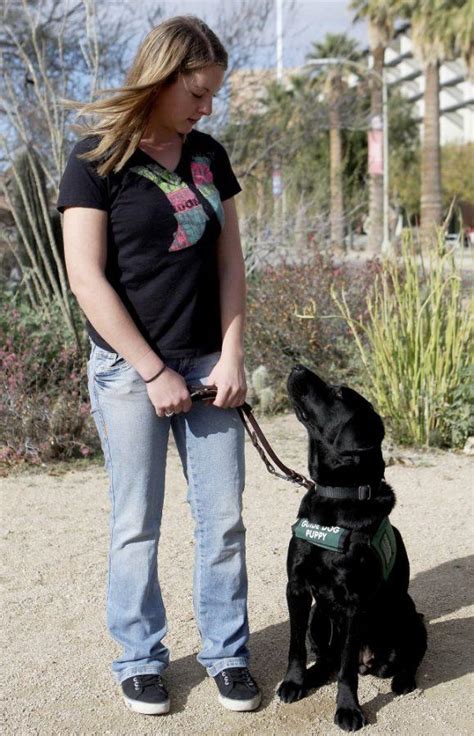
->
<box><xmin>11</xmin><ymin>149</ymin><xmax>63</xmax><ymax>293</ymax></box>
<box><xmin>249</xmin><ymin>365</ymin><xmax>275</xmax><ymax>414</ymax></box>
<box><xmin>258</xmin><ymin>386</ymin><xmax>275</xmax><ymax>414</ymax></box>
<box><xmin>244</xmin><ymin>366</ymin><xmax>256</xmax><ymax>404</ymax></box>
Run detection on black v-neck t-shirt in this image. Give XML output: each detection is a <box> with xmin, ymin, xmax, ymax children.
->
<box><xmin>57</xmin><ymin>130</ymin><xmax>241</xmax><ymax>358</ymax></box>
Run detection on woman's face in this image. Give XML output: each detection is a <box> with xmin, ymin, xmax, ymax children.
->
<box><xmin>152</xmin><ymin>64</ymin><xmax>225</xmax><ymax>136</ymax></box>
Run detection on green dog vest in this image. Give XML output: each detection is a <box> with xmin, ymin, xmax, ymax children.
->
<box><xmin>292</xmin><ymin>517</ymin><xmax>397</xmax><ymax>580</ymax></box>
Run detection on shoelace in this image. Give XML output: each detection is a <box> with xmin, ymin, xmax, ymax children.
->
<box><xmin>132</xmin><ymin>674</ymin><xmax>165</xmax><ymax>692</ymax></box>
<box><xmin>221</xmin><ymin>668</ymin><xmax>256</xmax><ymax>690</ymax></box>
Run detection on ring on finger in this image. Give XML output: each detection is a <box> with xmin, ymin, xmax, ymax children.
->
<box><xmin>164</xmin><ymin>410</ymin><xmax>174</xmax><ymax>417</ymax></box>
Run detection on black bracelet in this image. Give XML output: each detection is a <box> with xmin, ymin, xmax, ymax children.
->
<box><xmin>144</xmin><ymin>365</ymin><xmax>166</xmax><ymax>384</ymax></box>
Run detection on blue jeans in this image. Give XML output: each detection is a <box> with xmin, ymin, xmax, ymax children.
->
<box><xmin>87</xmin><ymin>343</ymin><xmax>249</xmax><ymax>684</ymax></box>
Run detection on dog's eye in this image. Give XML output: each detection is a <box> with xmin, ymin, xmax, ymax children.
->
<box><xmin>296</xmin><ymin>406</ymin><xmax>309</xmax><ymax>422</ymax></box>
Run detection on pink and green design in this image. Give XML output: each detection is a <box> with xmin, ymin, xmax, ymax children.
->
<box><xmin>131</xmin><ymin>163</ymin><xmax>209</xmax><ymax>251</ymax></box>
<box><xmin>191</xmin><ymin>155</ymin><xmax>224</xmax><ymax>227</ymax></box>
<box><xmin>131</xmin><ymin>154</ymin><xmax>224</xmax><ymax>251</ymax></box>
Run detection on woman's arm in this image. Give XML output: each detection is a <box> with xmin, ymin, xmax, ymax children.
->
<box><xmin>63</xmin><ymin>206</ymin><xmax>192</xmax><ymax>414</ymax></box>
<box><xmin>207</xmin><ymin>196</ymin><xmax>247</xmax><ymax>408</ymax></box>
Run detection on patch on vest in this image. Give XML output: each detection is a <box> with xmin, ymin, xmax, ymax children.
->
<box><xmin>371</xmin><ymin>517</ymin><xmax>397</xmax><ymax>580</ymax></box>
<box><xmin>292</xmin><ymin>519</ymin><xmax>350</xmax><ymax>552</ymax></box>
<box><xmin>292</xmin><ymin>517</ymin><xmax>397</xmax><ymax>580</ymax></box>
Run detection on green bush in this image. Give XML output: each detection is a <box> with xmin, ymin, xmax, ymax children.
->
<box><xmin>333</xmin><ymin>232</ymin><xmax>473</xmax><ymax>447</ymax></box>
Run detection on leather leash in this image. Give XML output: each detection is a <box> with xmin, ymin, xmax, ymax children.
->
<box><xmin>189</xmin><ymin>385</ymin><xmax>314</xmax><ymax>491</ymax></box>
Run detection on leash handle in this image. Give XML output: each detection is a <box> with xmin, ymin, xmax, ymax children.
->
<box><xmin>188</xmin><ymin>385</ymin><xmax>219</xmax><ymax>402</ymax></box>
<box><xmin>187</xmin><ymin>384</ymin><xmax>314</xmax><ymax>492</ymax></box>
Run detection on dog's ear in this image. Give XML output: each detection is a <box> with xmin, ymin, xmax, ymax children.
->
<box><xmin>334</xmin><ymin>408</ymin><xmax>385</xmax><ymax>454</ymax></box>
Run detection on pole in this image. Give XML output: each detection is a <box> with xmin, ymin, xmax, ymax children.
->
<box><xmin>381</xmin><ymin>68</ymin><xmax>391</xmax><ymax>253</ymax></box>
<box><xmin>274</xmin><ymin>0</ymin><xmax>285</xmax><ymax>227</ymax></box>
<box><xmin>276</xmin><ymin>0</ymin><xmax>283</xmax><ymax>82</ymax></box>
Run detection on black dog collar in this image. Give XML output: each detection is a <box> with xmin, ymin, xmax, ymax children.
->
<box><xmin>316</xmin><ymin>481</ymin><xmax>382</xmax><ymax>501</ymax></box>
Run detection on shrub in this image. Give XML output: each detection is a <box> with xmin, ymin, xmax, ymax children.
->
<box><xmin>333</xmin><ymin>232</ymin><xmax>473</xmax><ymax>447</ymax></box>
<box><xmin>0</xmin><ymin>296</ymin><xmax>99</xmax><ymax>465</ymax></box>
<box><xmin>245</xmin><ymin>251</ymin><xmax>381</xmax><ymax>409</ymax></box>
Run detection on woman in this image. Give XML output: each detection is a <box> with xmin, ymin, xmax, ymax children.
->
<box><xmin>57</xmin><ymin>16</ymin><xmax>260</xmax><ymax>715</ymax></box>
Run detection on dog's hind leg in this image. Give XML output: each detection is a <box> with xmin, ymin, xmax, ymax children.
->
<box><xmin>391</xmin><ymin>609</ymin><xmax>427</xmax><ymax>695</ymax></box>
<box><xmin>277</xmin><ymin>581</ymin><xmax>312</xmax><ymax>703</ymax></box>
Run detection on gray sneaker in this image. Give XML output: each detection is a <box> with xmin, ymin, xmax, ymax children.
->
<box><xmin>213</xmin><ymin>667</ymin><xmax>261</xmax><ymax>711</ymax></box>
<box><xmin>121</xmin><ymin>674</ymin><xmax>170</xmax><ymax>715</ymax></box>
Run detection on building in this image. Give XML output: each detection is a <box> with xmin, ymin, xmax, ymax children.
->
<box><xmin>228</xmin><ymin>68</ymin><xmax>299</xmax><ymax>119</ymax></box>
<box><xmin>383</xmin><ymin>22</ymin><xmax>474</xmax><ymax>145</ymax></box>
<box><xmin>228</xmin><ymin>22</ymin><xmax>473</xmax><ymax>146</ymax></box>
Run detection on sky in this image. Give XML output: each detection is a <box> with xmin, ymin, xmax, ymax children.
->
<box><xmin>139</xmin><ymin>0</ymin><xmax>368</xmax><ymax>69</ymax></box>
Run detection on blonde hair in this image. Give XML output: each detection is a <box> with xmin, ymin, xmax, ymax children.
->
<box><xmin>69</xmin><ymin>16</ymin><xmax>228</xmax><ymax>176</ymax></box>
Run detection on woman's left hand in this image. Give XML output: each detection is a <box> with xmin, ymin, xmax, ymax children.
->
<box><xmin>206</xmin><ymin>354</ymin><xmax>247</xmax><ymax>408</ymax></box>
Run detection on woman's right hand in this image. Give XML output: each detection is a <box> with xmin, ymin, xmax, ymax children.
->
<box><xmin>145</xmin><ymin>367</ymin><xmax>192</xmax><ymax>417</ymax></box>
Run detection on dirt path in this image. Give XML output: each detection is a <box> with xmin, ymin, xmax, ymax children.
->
<box><xmin>1</xmin><ymin>412</ymin><xmax>473</xmax><ymax>735</ymax></box>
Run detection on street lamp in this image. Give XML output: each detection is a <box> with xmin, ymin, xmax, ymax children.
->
<box><xmin>305</xmin><ymin>58</ymin><xmax>391</xmax><ymax>254</ymax></box>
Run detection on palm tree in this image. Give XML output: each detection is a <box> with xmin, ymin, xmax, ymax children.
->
<box><xmin>397</xmin><ymin>0</ymin><xmax>464</xmax><ymax>242</ymax></box>
<box><xmin>351</xmin><ymin>1</ymin><xmax>398</xmax><ymax>253</ymax></box>
<box><xmin>452</xmin><ymin>0</ymin><xmax>474</xmax><ymax>80</ymax></box>
<box><xmin>306</xmin><ymin>34</ymin><xmax>360</xmax><ymax>250</ymax></box>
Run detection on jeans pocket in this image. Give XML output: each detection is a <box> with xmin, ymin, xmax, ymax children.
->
<box><xmin>92</xmin><ymin>346</ymin><xmax>129</xmax><ymax>379</ymax></box>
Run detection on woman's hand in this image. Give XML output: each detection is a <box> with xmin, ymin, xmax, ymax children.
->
<box><xmin>146</xmin><ymin>367</ymin><xmax>192</xmax><ymax>417</ymax></box>
<box><xmin>206</xmin><ymin>354</ymin><xmax>247</xmax><ymax>409</ymax></box>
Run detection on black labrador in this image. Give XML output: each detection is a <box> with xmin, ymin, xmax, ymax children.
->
<box><xmin>277</xmin><ymin>365</ymin><xmax>427</xmax><ymax>731</ymax></box>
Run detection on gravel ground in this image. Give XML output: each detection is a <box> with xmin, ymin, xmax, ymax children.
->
<box><xmin>1</xmin><ymin>411</ymin><xmax>473</xmax><ymax>735</ymax></box>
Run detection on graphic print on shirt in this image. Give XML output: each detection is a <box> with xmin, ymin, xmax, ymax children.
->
<box><xmin>131</xmin><ymin>155</ymin><xmax>224</xmax><ymax>252</ymax></box>
<box><xmin>190</xmin><ymin>156</ymin><xmax>224</xmax><ymax>227</ymax></box>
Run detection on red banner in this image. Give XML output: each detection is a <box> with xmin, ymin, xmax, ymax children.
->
<box><xmin>368</xmin><ymin>129</ymin><xmax>383</xmax><ymax>176</ymax></box>
<box><xmin>272</xmin><ymin>169</ymin><xmax>282</xmax><ymax>196</ymax></box>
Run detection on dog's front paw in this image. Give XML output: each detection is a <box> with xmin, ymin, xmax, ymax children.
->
<box><xmin>391</xmin><ymin>672</ymin><xmax>416</xmax><ymax>695</ymax></box>
<box><xmin>277</xmin><ymin>679</ymin><xmax>307</xmax><ymax>703</ymax></box>
<box><xmin>334</xmin><ymin>706</ymin><xmax>366</xmax><ymax>731</ymax></box>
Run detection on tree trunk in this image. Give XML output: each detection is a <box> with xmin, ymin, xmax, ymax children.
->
<box><xmin>329</xmin><ymin>83</ymin><xmax>344</xmax><ymax>250</ymax></box>
<box><xmin>367</xmin><ymin>41</ymin><xmax>384</xmax><ymax>254</ymax></box>
<box><xmin>421</xmin><ymin>61</ymin><xmax>442</xmax><ymax>243</ymax></box>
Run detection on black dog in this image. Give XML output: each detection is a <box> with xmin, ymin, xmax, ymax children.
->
<box><xmin>277</xmin><ymin>365</ymin><xmax>427</xmax><ymax>731</ymax></box>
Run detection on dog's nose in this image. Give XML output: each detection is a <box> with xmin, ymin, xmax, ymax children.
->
<box><xmin>288</xmin><ymin>365</ymin><xmax>326</xmax><ymax>393</ymax></box>
<box><xmin>291</xmin><ymin>364</ymin><xmax>307</xmax><ymax>374</ymax></box>
<box><xmin>288</xmin><ymin>364</ymin><xmax>311</xmax><ymax>394</ymax></box>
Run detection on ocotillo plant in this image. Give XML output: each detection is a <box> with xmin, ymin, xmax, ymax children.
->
<box><xmin>332</xmin><ymin>231</ymin><xmax>472</xmax><ymax>447</ymax></box>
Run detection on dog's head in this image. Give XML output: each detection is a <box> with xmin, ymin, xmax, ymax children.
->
<box><xmin>288</xmin><ymin>364</ymin><xmax>385</xmax><ymax>485</ymax></box>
